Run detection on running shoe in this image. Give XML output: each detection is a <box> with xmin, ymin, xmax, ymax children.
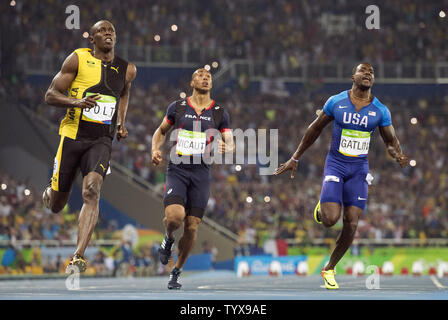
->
<box><xmin>314</xmin><ymin>200</ymin><xmax>322</xmax><ymax>224</ymax></box>
<box><xmin>67</xmin><ymin>254</ymin><xmax>87</xmax><ymax>273</ymax></box>
<box><xmin>159</xmin><ymin>235</ymin><xmax>175</xmax><ymax>265</ymax></box>
<box><xmin>168</xmin><ymin>267</ymin><xmax>182</xmax><ymax>290</ymax></box>
<box><xmin>42</xmin><ymin>185</ymin><xmax>52</xmax><ymax>209</ymax></box>
<box><xmin>321</xmin><ymin>269</ymin><xmax>339</xmax><ymax>289</ymax></box>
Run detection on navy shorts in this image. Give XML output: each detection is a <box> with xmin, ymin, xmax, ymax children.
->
<box><xmin>320</xmin><ymin>155</ymin><xmax>369</xmax><ymax>210</ymax></box>
<box><xmin>163</xmin><ymin>162</ymin><xmax>211</xmax><ymax>219</ymax></box>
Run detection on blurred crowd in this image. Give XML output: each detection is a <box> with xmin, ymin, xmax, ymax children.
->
<box><xmin>0</xmin><ymin>172</ymin><xmax>77</xmax><ymax>243</ymax></box>
<box><xmin>2</xmin><ymin>0</ymin><xmax>448</xmax><ymax>78</ymax></box>
<box><xmin>0</xmin><ymin>172</ymin><xmax>165</xmax><ymax>276</ymax></box>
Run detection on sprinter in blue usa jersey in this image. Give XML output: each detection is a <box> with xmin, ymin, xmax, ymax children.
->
<box><xmin>274</xmin><ymin>63</ymin><xmax>408</xmax><ymax>289</ymax></box>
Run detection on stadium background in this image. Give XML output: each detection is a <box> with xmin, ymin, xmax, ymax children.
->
<box><xmin>0</xmin><ymin>0</ymin><xmax>447</xmax><ymax>278</ymax></box>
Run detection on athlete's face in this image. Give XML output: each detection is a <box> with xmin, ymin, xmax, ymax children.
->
<box><xmin>352</xmin><ymin>64</ymin><xmax>375</xmax><ymax>89</ymax></box>
<box><xmin>90</xmin><ymin>21</ymin><xmax>116</xmax><ymax>51</ymax></box>
<box><xmin>191</xmin><ymin>69</ymin><xmax>212</xmax><ymax>93</ymax></box>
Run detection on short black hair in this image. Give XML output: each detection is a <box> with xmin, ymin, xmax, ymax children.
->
<box><xmin>89</xmin><ymin>20</ymin><xmax>114</xmax><ymax>36</ymax></box>
<box><xmin>352</xmin><ymin>62</ymin><xmax>373</xmax><ymax>75</ymax></box>
<box><xmin>191</xmin><ymin>68</ymin><xmax>211</xmax><ymax>80</ymax></box>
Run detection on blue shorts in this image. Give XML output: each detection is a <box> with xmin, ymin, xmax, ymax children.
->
<box><xmin>320</xmin><ymin>155</ymin><xmax>369</xmax><ymax>210</ymax></box>
<box><xmin>163</xmin><ymin>162</ymin><xmax>211</xmax><ymax>218</ymax></box>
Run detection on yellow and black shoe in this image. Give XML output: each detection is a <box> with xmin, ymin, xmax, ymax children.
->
<box><xmin>314</xmin><ymin>200</ymin><xmax>322</xmax><ymax>224</ymax></box>
<box><xmin>321</xmin><ymin>269</ymin><xmax>339</xmax><ymax>290</ymax></box>
<box><xmin>67</xmin><ymin>254</ymin><xmax>87</xmax><ymax>273</ymax></box>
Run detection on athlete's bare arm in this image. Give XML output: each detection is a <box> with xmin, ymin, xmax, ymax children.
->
<box><xmin>274</xmin><ymin>110</ymin><xmax>333</xmax><ymax>178</ymax></box>
<box><xmin>116</xmin><ymin>63</ymin><xmax>137</xmax><ymax>141</ymax></box>
<box><xmin>151</xmin><ymin>118</ymin><xmax>173</xmax><ymax>166</ymax></box>
<box><xmin>218</xmin><ymin>130</ymin><xmax>235</xmax><ymax>153</ymax></box>
<box><xmin>45</xmin><ymin>52</ymin><xmax>100</xmax><ymax>108</ymax></box>
<box><xmin>379</xmin><ymin>125</ymin><xmax>408</xmax><ymax>168</ymax></box>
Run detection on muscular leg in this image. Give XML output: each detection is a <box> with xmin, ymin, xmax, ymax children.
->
<box><xmin>45</xmin><ymin>171</ymin><xmax>77</xmax><ymax>213</ymax></box>
<box><xmin>45</xmin><ymin>135</ymin><xmax>79</xmax><ymax>213</ymax></box>
<box><xmin>324</xmin><ymin>205</ymin><xmax>362</xmax><ymax>271</ymax></box>
<box><xmin>319</xmin><ymin>202</ymin><xmax>342</xmax><ymax>227</ymax></box>
<box><xmin>175</xmin><ymin>216</ymin><xmax>201</xmax><ymax>269</ymax></box>
<box><xmin>163</xmin><ymin>204</ymin><xmax>186</xmax><ymax>239</ymax></box>
<box><xmin>74</xmin><ymin>172</ymin><xmax>103</xmax><ymax>257</ymax></box>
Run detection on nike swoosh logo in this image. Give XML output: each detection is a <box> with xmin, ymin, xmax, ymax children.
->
<box><xmin>339</xmin><ymin>106</ymin><xmax>348</xmax><ymax>109</ymax></box>
<box><xmin>358</xmin><ymin>197</ymin><xmax>367</xmax><ymax>200</ymax></box>
<box><xmin>324</xmin><ymin>277</ymin><xmax>336</xmax><ymax>287</ymax></box>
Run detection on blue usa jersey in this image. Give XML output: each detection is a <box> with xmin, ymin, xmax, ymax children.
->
<box><xmin>322</xmin><ymin>90</ymin><xmax>391</xmax><ymax>163</ymax></box>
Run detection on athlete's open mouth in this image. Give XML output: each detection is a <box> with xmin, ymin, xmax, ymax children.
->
<box><xmin>105</xmin><ymin>38</ymin><xmax>113</xmax><ymax>44</ymax></box>
<box><xmin>362</xmin><ymin>76</ymin><xmax>371</xmax><ymax>81</ymax></box>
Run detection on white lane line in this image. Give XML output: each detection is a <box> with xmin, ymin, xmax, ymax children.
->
<box><xmin>430</xmin><ymin>276</ymin><xmax>447</xmax><ymax>289</ymax></box>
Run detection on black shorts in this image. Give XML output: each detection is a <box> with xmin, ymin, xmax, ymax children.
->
<box><xmin>163</xmin><ymin>163</ymin><xmax>211</xmax><ymax>219</ymax></box>
<box><xmin>51</xmin><ymin>135</ymin><xmax>112</xmax><ymax>192</ymax></box>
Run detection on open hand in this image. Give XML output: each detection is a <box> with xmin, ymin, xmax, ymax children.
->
<box><xmin>273</xmin><ymin>158</ymin><xmax>298</xmax><ymax>179</ymax></box>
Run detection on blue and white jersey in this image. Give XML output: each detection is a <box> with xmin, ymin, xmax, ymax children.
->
<box><xmin>322</xmin><ymin>90</ymin><xmax>391</xmax><ymax>163</ymax></box>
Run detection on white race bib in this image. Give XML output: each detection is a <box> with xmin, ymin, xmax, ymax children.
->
<box><xmin>176</xmin><ymin>129</ymin><xmax>206</xmax><ymax>155</ymax></box>
<box><xmin>81</xmin><ymin>93</ymin><xmax>116</xmax><ymax>124</ymax></box>
<box><xmin>339</xmin><ymin>129</ymin><xmax>371</xmax><ymax>157</ymax></box>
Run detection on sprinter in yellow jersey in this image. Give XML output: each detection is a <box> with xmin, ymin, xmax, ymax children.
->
<box><xmin>42</xmin><ymin>20</ymin><xmax>137</xmax><ymax>272</ymax></box>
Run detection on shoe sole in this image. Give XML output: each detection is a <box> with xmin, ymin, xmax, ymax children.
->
<box><xmin>168</xmin><ymin>285</ymin><xmax>182</xmax><ymax>290</ymax></box>
<box><xmin>159</xmin><ymin>254</ymin><xmax>171</xmax><ymax>265</ymax></box>
<box><xmin>314</xmin><ymin>201</ymin><xmax>322</xmax><ymax>224</ymax></box>
<box><xmin>42</xmin><ymin>187</ymin><xmax>51</xmax><ymax>209</ymax></box>
<box><xmin>159</xmin><ymin>249</ymin><xmax>172</xmax><ymax>265</ymax></box>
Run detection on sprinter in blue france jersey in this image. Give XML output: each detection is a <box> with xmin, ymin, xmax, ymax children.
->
<box><xmin>274</xmin><ymin>63</ymin><xmax>408</xmax><ymax>289</ymax></box>
<box><xmin>151</xmin><ymin>68</ymin><xmax>234</xmax><ymax>289</ymax></box>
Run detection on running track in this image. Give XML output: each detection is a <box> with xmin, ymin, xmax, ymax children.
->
<box><xmin>0</xmin><ymin>271</ymin><xmax>447</xmax><ymax>300</ymax></box>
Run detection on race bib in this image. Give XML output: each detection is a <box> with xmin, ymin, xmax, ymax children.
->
<box><xmin>176</xmin><ymin>129</ymin><xmax>206</xmax><ymax>155</ymax></box>
<box><xmin>339</xmin><ymin>129</ymin><xmax>371</xmax><ymax>157</ymax></box>
<box><xmin>81</xmin><ymin>92</ymin><xmax>116</xmax><ymax>124</ymax></box>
